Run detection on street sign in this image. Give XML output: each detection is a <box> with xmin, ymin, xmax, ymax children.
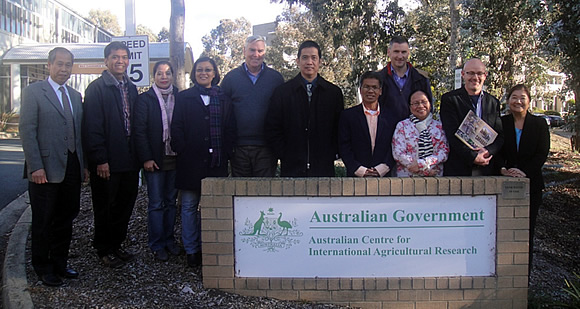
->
<box><xmin>112</xmin><ymin>35</ymin><xmax>150</xmax><ymax>87</ymax></box>
<box><xmin>454</xmin><ymin>68</ymin><xmax>462</xmax><ymax>89</ymax></box>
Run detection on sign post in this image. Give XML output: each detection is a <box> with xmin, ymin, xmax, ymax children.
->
<box><xmin>112</xmin><ymin>35</ymin><xmax>150</xmax><ymax>87</ymax></box>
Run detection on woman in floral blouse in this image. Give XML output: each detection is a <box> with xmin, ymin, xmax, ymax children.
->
<box><xmin>392</xmin><ymin>90</ymin><xmax>449</xmax><ymax>176</ymax></box>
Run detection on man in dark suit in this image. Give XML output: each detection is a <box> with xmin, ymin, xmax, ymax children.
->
<box><xmin>440</xmin><ymin>58</ymin><xmax>504</xmax><ymax>176</ymax></box>
<box><xmin>83</xmin><ymin>41</ymin><xmax>140</xmax><ymax>268</ymax></box>
<box><xmin>266</xmin><ymin>40</ymin><xmax>344</xmax><ymax>177</ymax></box>
<box><xmin>339</xmin><ymin>71</ymin><xmax>395</xmax><ymax>177</ymax></box>
<box><xmin>20</xmin><ymin>47</ymin><xmax>83</xmax><ymax>286</ymax></box>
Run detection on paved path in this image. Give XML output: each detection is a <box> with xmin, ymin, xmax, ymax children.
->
<box><xmin>0</xmin><ymin>138</ymin><xmax>27</xmax><ymax>211</ymax></box>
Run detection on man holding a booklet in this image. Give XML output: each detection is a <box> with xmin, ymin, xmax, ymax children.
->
<box><xmin>440</xmin><ymin>58</ymin><xmax>503</xmax><ymax>176</ymax></box>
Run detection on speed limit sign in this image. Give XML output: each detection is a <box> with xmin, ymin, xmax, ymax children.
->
<box><xmin>112</xmin><ymin>35</ymin><xmax>150</xmax><ymax>87</ymax></box>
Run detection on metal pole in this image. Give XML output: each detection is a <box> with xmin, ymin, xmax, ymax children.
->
<box><xmin>125</xmin><ymin>0</ymin><xmax>136</xmax><ymax>35</ymax></box>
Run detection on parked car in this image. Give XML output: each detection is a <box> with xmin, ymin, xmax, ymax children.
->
<box><xmin>547</xmin><ymin>115</ymin><xmax>564</xmax><ymax>127</ymax></box>
<box><xmin>533</xmin><ymin>113</ymin><xmax>551</xmax><ymax>127</ymax></box>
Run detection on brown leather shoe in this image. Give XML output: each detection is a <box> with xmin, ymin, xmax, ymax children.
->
<box><xmin>40</xmin><ymin>273</ymin><xmax>64</xmax><ymax>286</ymax></box>
<box><xmin>100</xmin><ymin>254</ymin><xmax>125</xmax><ymax>268</ymax></box>
<box><xmin>113</xmin><ymin>248</ymin><xmax>136</xmax><ymax>262</ymax></box>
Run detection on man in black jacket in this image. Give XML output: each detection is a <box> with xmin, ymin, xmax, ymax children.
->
<box><xmin>83</xmin><ymin>41</ymin><xmax>140</xmax><ymax>268</ymax></box>
<box><xmin>440</xmin><ymin>58</ymin><xmax>503</xmax><ymax>176</ymax></box>
<box><xmin>266</xmin><ymin>40</ymin><xmax>344</xmax><ymax>177</ymax></box>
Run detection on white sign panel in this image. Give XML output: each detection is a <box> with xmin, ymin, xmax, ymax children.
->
<box><xmin>454</xmin><ymin>68</ymin><xmax>462</xmax><ymax>89</ymax></box>
<box><xmin>234</xmin><ymin>196</ymin><xmax>496</xmax><ymax>278</ymax></box>
<box><xmin>112</xmin><ymin>36</ymin><xmax>150</xmax><ymax>87</ymax></box>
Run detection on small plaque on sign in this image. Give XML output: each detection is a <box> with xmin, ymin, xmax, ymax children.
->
<box><xmin>502</xmin><ymin>181</ymin><xmax>526</xmax><ymax>199</ymax></box>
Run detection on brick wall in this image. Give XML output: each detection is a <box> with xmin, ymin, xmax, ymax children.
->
<box><xmin>200</xmin><ymin>177</ymin><xmax>529</xmax><ymax>309</ymax></box>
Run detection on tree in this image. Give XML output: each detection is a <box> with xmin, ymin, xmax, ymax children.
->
<box><xmin>158</xmin><ymin>27</ymin><xmax>170</xmax><ymax>42</ymax></box>
<box><xmin>405</xmin><ymin>0</ymin><xmax>453</xmax><ymax>107</ymax></box>
<box><xmin>268</xmin><ymin>7</ymin><xmax>356</xmax><ymax>106</ymax></box>
<box><xmin>170</xmin><ymin>0</ymin><xmax>186</xmax><ymax>90</ymax></box>
<box><xmin>200</xmin><ymin>18</ymin><xmax>252</xmax><ymax>76</ymax></box>
<box><xmin>460</xmin><ymin>0</ymin><xmax>545</xmax><ymax>98</ymax></box>
<box><xmin>87</xmin><ymin>9</ymin><xmax>122</xmax><ymax>35</ymax></box>
<box><xmin>136</xmin><ymin>24</ymin><xmax>158</xmax><ymax>42</ymax></box>
<box><xmin>538</xmin><ymin>0</ymin><xmax>580</xmax><ymax>149</ymax></box>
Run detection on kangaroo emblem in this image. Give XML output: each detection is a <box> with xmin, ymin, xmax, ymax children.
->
<box><xmin>244</xmin><ymin>211</ymin><xmax>265</xmax><ymax>235</ymax></box>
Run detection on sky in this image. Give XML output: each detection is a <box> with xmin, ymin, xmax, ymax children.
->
<box><xmin>59</xmin><ymin>0</ymin><xmax>288</xmax><ymax>58</ymax></box>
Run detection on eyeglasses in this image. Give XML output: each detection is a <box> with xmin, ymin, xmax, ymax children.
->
<box><xmin>362</xmin><ymin>85</ymin><xmax>380</xmax><ymax>91</ymax></box>
<box><xmin>464</xmin><ymin>71</ymin><xmax>487</xmax><ymax>77</ymax></box>
<box><xmin>196</xmin><ymin>68</ymin><xmax>214</xmax><ymax>73</ymax></box>
<box><xmin>410</xmin><ymin>100</ymin><xmax>429</xmax><ymax>107</ymax></box>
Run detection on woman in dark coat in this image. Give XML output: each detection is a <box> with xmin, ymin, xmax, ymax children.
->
<box><xmin>171</xmin><ymin>57</ymin><xmax>235</xmax><ymax>267</ymax></box>
<box><xmin>499</xmin><ymin>84</ymin><xmax>550</xmax><ymax>273</ymax></box>
<box><xmin>134</xmin><ymin>61</ymin><xmax>180</xmax><ymax>262</ymax></box>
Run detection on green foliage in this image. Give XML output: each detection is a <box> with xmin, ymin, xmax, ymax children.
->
<box><xmin>544</xmin><ymin>110</ymin><xmax>561</xmax><ymax>116</ymax></box>
<box><xmin>268</xmin><ymin>7</ymin><xmax>356</xmax><ymax>106</ymax></box>
<box><xmin>136</xmin><ymin>24</ymin><xmax>158</xmax><ymax>42</ymax></box>
<box><xmin>460</xmin><ymin>0</ymin><xmax>546</xmax><ymax>98</ymax></box>
<box><xmin>274</xmin><ymin>0</ymin><xmax>411</xmax><ymax>106</ymax></box>
<box><xmin>200</xmin><ymin>18</ymin><xmax>251</xmax><ymax>77</ymax></box>
<box><xmin>550</xmin><ymin>272</ymin><xmax>580</xmax><ymax>308</ymax></box>
<box><xmin>157</xmin><ymin>27</ymin><xmax>170</xmax><ymax>42</ymax></box>
<box><xmin>405</xmin><ymin>0</ymin><xmax>452</xmax><ymax>105</ymax></box>
<box><xmin>0</xmin><ymin>109</ymin><xmax>16</xmax><ymax>132</ymax></box>
<box><xmin>87</xmin><ymin>9</ymin><xmax>122</xmax><ymax>35</ymax></box>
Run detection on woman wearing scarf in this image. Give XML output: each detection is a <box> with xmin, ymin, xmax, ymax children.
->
<box><xmin>392</xmin><ymin>90</ymin><xmax>449</xmax><ymax>177</ymax></box>
<box><xmin>134</xmin><ymin>61</ymin><xmax>180</xmax><ymax>262</ymax></box>
<box><xmin>171</xmin><ymin>57</ymin><xmax>235</xmax><ymax>267</ymax></box>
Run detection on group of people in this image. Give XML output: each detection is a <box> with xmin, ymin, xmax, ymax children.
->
<box><xmin>19</xmin><ymin>34</ymin><xmax>549</xmax><ymax>287</ymax></box>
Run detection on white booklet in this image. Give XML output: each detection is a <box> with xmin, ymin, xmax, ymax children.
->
<box><xmin>455</xmin><ymin>110</ymin><xmax>498</xmax><ymax>150</ymax></box>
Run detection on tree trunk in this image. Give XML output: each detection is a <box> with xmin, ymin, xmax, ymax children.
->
<box><xmin>449</xmin><ymin>0</ymin><xmax>459</xmax><ymax>82</ymax></box>
<box><xmin>574</xmin><ymin>86</ymin><xmax>580</xmax><ymax>152</ymax></box>
<box><xmin>170</xmin><ymin>0</ymin><xmax>186</xmax><ymax>90</ymax></box>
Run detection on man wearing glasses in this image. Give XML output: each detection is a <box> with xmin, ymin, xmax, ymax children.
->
<box><xmin>440</xmin><ymin>58</ymin><xmax>504</xmax><ymax>176</ymax></box>
<box><xmin>338</xmin><ymin>71</ymin><xmax>395</xmax><ymax>177</ymax></box>
<box><xmin>221</xmin><ymin>35</ymin><xmax>284</xmax><ymax>177</ymax></box>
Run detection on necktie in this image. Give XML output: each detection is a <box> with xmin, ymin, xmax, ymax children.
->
<box><xmin>59</xmin><ymin>86</ymin><xmax>76</xmax><ymax>152</ymax></box>
<box><xmin>306</xmin><ymin>83</ymin><xmax>312</xmax><ymax>103</ymax></box>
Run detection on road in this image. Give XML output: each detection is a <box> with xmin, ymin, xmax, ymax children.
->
<box><xmin>0</xmin><ymin>138</ymin><xmax>27</xmax><ymax>210</ymax></box>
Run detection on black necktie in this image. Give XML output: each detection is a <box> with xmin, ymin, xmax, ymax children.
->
<box><xmin>59</xmin><ymin>86</ymin><xmax>75</xmax><ymax>152</ymax></box>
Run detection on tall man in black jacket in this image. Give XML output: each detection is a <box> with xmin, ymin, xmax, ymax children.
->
<box><xmin>266</xmin><ymin>40</ymin><xmax>344</xmax><ymax>177</ymax></box>
<box><xmin>440</xmin><ymin>58</ymin><xmax>504</xmax><ymax>176</ymax></box>
<box><xmin>83</xmin><ymin>41</ymin><xmax>140</xmax><ymax>268</ymax></box>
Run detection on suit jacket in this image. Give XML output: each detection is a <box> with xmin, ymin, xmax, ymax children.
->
<box><xmin>82</xmin><ymin>71</ymin><xmax>139</xmax><ymax>173</ymax></box>
<box><xmin>20</xmin><ymin>80</ymin><xmax>84</xmax><ymax>182</ymax></box>
<box><xmin>500</xmin><ymin>113</ymin><xmax>550</xmax><ymax>193</ymax></box>
<box><xmin>440</xmin><ymin>87</ymin><xmax>504</xmax><ymax>176</ymax></box>
<box><xmin>265</xmin><ymin>74</ymin><xmax>344</xmax><ymax>177</ymax></box>
<box><xmin>338</xmin><ymin>104</ymin><xmax>395</xmax><ymax>176</ymax></box>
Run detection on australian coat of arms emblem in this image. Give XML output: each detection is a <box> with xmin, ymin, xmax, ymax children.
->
<box><xmin>239</xmin><ymin>208</ymin><xmax>303</xmax><ymax>252</ymax></box>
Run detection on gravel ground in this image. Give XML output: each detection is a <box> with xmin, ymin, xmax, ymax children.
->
<box><xmin>25</xmin><ymin>130</ymin><xmax>580</xmax><ymax>308</ymax></box>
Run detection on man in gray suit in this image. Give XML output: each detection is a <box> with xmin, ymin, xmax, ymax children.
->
<box><xmin>20</xmin><ymin>47</ymin><xmax>84</xmax><ymax>286</ymax></box>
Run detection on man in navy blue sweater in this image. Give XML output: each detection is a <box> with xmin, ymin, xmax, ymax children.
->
<box><xmin>221</xmin><ymin>35</ymin><xmax>284</xmax><ymax>177</ymax></box>
<box><xmin>378</xmin><ymin>36</ymin><xmax>432</xmax><ymax>130</ymax></box>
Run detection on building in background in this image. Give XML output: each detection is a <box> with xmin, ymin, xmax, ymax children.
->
<box><xmin>0</xmin><ymin>0</ymin><xmax>113</xmax><ymax>116</ymax></box>
<box><xmin>531</xmin><ymin>70</ymin><xmax>575</xmax><ymax>114</ymax></box>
